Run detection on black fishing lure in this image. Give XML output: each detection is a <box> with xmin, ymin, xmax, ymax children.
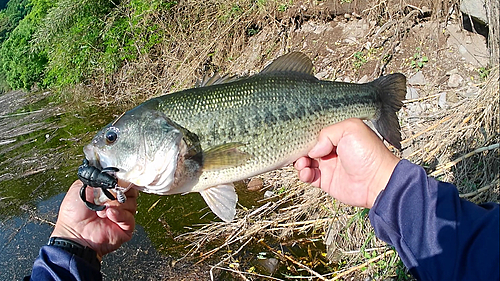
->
<box><xmin>77</xmin><ymin>158</ymin><xmax>124</xmax><ymax>211</ymax></box>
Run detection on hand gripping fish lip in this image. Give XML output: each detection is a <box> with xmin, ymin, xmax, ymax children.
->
<box><xmin>77</xmin><ymin>158</ymin><xmax>124</xmax><ymax>211</ymax></box>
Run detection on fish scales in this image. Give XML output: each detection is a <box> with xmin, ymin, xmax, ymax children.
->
<box><xmin>151</xmin><ymin>73</ymin><xmax>379</xmax><ymax>186</ymax></box>
<box><xmin>83</xmin><ymin>52</ymin><xmax>406</xmax><ymax>222</ymax></box>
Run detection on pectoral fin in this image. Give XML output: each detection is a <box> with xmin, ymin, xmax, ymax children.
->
<box><xmin>203</xmin><ymin>142</ymin><xmax>252</xmax><ymax>170</ymax></box>
<box><xmin>199</xmin><ymin>183</ymin><xmax>237</xmax><ymax>222</ymax></box>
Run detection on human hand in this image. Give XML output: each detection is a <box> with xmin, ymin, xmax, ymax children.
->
<box><xmin>294</xmin><ymin>118</ymin><xmax>400</xmax><ymax>209</ymax></box>
<box><xmin>51</xmin><ymin>180</ymin><xmax>138</xmax><ymax>258</ymax></box>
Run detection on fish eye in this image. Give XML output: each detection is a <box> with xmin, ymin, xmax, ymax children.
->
<box><xmin>105</xmin><ymin>130</ymin><xmax>118</xmax><ymax>144</ymax></box>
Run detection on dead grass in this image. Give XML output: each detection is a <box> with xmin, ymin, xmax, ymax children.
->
<box><xmin>93</xmin><ymin>0</ymin><xmax>301</xmax><ymax>107</ymax></box>
<box><xmin>87</xmin><ymin>0</ymin><xmax>454</xmax><ymax>106</ymax></box>
<box><xmin>404</xmin><ymin>66</ymin><xmax>500</xmax><ymax>203</ymax></box>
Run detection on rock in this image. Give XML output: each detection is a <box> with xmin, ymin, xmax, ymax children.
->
<box><xmin>247</xmin><ymin>177</ymin><xmax>263</xmax><ymax>191</ymax></box>
<box><xmin>462</xmin><ymin>85</ymin><xmax>480</xmax><ymax>97</ymax></box>
<box><xmin>315</xmin><ymin>71</ymin><xmax>329</xmax><ymax>79</ymax></box>
<box><xmin>446</xmin><ymin>68</ymin><xmax>459</xmax><ymax>75</ymax></box>
<box><xmin>344</xmin><ymin>37</ymin><xmax>358</xmax><ymax>44</ymax></box>
<box><xmin>406</xmin><ymin>103</ymin><xmax>423</xmax><ymax>117</ymax></box>
<box><xmin>264</xmin><ymin>190</ymin><xmax>275</xmax><ymax>198</ymax></box>
<box><xmin>358</xmin><ymin>75</ymin><xmax>369</xmax><ymax>83</ymax></box>
<box><xmin>406</xmin><ymin>86</ymin><xmax>419</xmax><ymax>100</ymax></box>
<box><xmin>458</xmin><ymin>45</ymin><xmax>469</xmax><ymax>57</ymax></box>
<box><xmin>408</xmin><ymin>71</ymin><xmax>426</xmax><ymax>85</ymax></box>
<box><xmin>438</xmin><ymin>92</ymin><xmax>448</xmax><ymax>109</ymax></box>
<box><xmin>298</xmin><ymin>21</ymin><xmax>334</xmax><ymax>35</ymax></box>
<box><xmin>421</xmin><ymin>6</ymin><xmax>432</xmax><ymax>16</ymax></box>
<box><xmin>448</xmin><ymin>73</ymin><xmax>464</xmax><ymax>88</ymax></box>
<box><xmin>257</xmin><ymin>258</ymin><xmax>279</xmax><ymax>274</ymax></box>
<box><xmin>446</xmin><ymin>23</ymin><xmax>489</xmax><ymax>67</ymax></box>
<box><xmin>460</xmin><ymin>0</ymin><xmax>488</xmax><ymax>25</ymax></box>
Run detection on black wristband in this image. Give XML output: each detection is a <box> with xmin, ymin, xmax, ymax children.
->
<box><xmin>48</xmin><ymin>237</ymin><xmax>101</xmax><ymax>270</ymax></box>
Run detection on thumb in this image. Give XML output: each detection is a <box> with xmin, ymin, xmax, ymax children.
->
<box><xmin>308</xmin><ymin>119</ymin><xmax>354</xmax><ymax>158</ymax></box>
<box><xmin>308</xmin><ymin>134</ymin><xmax>335</xmax><ymax>158</ymax></box>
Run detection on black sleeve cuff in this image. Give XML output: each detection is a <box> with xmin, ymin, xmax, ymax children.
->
<box><xmin>48</xmin><ymin>237</ymin><xmax>101</xmax><ymax>270</ymax></box>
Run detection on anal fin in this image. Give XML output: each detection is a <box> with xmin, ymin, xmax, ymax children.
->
<box><xmin>199</xmin><ymin>183</ymin><xmax>237</xmax><ymax>222</ymax></box>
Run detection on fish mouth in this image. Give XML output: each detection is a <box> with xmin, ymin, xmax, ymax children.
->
<box><xmin>83</xmin><ymin>144</ymin><xmax>100</xmax><ymax>167</ymax></box>
<box><xmin>83</xmin><ymin>144</ymin><xmax>118</xmax><ymax>171</ymax></box>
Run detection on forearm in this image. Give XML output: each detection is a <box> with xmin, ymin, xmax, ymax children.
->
<box><xmin>369</xmin><ymin>160</ymin><xmax>499</xmax><ymax>280</ymax></box>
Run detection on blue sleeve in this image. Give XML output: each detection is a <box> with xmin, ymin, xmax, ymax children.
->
<box><xmin>25</xmin><ymin>246</ymin><xmax>102</xmax><ymax>281</ymax></box>
<box><xmin>369</xmin><ymin>160</ymin><xmax>499</xmax><ymax>281</ymax></box>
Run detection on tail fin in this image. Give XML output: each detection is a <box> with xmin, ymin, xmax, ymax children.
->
<box><xmin>370</xmin><ymin>73</ymin><xmax>406</xmax><ymax>150</ymax></box>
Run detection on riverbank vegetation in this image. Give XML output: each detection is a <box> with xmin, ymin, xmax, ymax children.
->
<box><xmin>1</xmin><ymin>0</ymin><xmax>498</xmax><ymax>279</ymax></box>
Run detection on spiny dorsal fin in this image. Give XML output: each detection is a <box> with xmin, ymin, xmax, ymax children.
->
<box><xmin>203</xmin><ymin>142</ymin><xmax>252</xmax><ymax>170</ymax></box>
<box><xmin>260</xmin><ymin>52</ymin><xmax>314</xmax><ymax>75</ymax></box>
<box><xmin>195</xmin><ymin>73</ymin><xmax>246</xmax><ymax>87</ymax></box>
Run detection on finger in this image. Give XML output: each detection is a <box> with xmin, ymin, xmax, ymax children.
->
<box><xmin>62</xmin><ymin>180</ymin><xmax>96</xmax><ymax>216</ymax></box>
<box><xmin>106</xmin><ymin>207</ymin><xmax>135</xmax><ymax>232</ymax></box>
<box><xmin>295</xmin><ymin>157</ymin><xmax>320</xmax><ymax>171</ymax></box>
<box><xmin>124</xmin><ymin>187</ymin><xmax>139</xmax><ymax>199</ymax></box>
<box><xmin>294</xmin><ymin>157</ymin><xmax>310</xmax><ymax>170</ymax></box>
<box><xmin>309</xmin><ymin>118</ymin><xmax>364</xmax><ymax>158</ymax></box>
<box><xmin>297</xmin><ymin>167</ymin><xmax>321</xmax><ymax>187</ymax></box>
<box><xmin>65</xmin><ymin>180</ymin><xmax>84</xmax><ymax>202</ymax></box>
<box><xmin>308</xmin><ymin>134</ymin><xmax>335</xmax><ymax>159</ymax></box>
<box><xmin>70</xmin><ymin>180</ymin><xmax>84</xmax><ymax>191</ymax></box>
<box><xmin>102</xmin><ymin>194</ymin><xmax>137</xmax><ymax>215</ymax></box>
<box><xmin>297</xmin><ymin>167</ymin><xmax>313</xmax><ymax>182</ymax></box>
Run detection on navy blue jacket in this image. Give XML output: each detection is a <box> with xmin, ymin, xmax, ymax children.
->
<box><xmin>370</xmin><ymin>160</ymin><xmax>499</xmax><ymax>280</ymax></box>
<box><xmin>25</xmin><ymin>245</ymin><xmax>102</xmax><ymax>281</ymax></box>
<box><xmin>26</xmin><ymin>160</ymin><xmax>499</xmax><ymax>280</ymax></box>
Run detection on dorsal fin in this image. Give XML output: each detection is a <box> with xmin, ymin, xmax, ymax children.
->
<box><xmin>195</xmin><ymin>73</ymin><xmax>246</xmax><ymax>87</ymax></box>
<box><xmin>260</xmin><ymin>52</ymin><xmax>314</xmax><ymax>75</ymax></box>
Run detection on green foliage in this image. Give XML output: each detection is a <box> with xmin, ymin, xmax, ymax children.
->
<box><xmin>410</xmin><ymin>47</ymin><xmax>428</xmax><ymax>71</ymax></box>
<box><xmin>35</xmin><ymin>0</ymin><xmax>171</xmax><ymax>87</ymax></box>
<box><xmin>278</xmin><ymin>3</ymin><xmax>288</xmax><ymax>11</ymax></box>
<box><xmin>353</xmin><ymin>51</ymin><xmax>367</xmax><ymax>68</ymax></box>
<box><xmin>0</xmin><ymin>0</ymin><xmax>31</xmax><ymax>43</ymax></box>
<box><xmin>33</xmin><ymin>0</ymin><xmax>118</xmax><ymax>86</ymax></box>
<box><xmin>0</xmin><ymin>0</ymin><xmax>175</xmax><ymax>90</ymax></box>
<box><xmin>0</xmin><ymin>0</ymin><xmax>51</xmax><ymax>90</ymax></box>
<box><xmin>101</xmin><ymin>0</ymin><xmax>168</xmax><ymax>65</ymax></box>
<box><xmin>477</xmin><ymin>66</ymin><xmax>490</xmax><ymax>80</ymax></box>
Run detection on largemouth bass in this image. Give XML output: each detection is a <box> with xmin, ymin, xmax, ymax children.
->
<box><xmin>83</xmin><ymin>52</ymin><xmax>406</xmax><ymax>222</ymax></box>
